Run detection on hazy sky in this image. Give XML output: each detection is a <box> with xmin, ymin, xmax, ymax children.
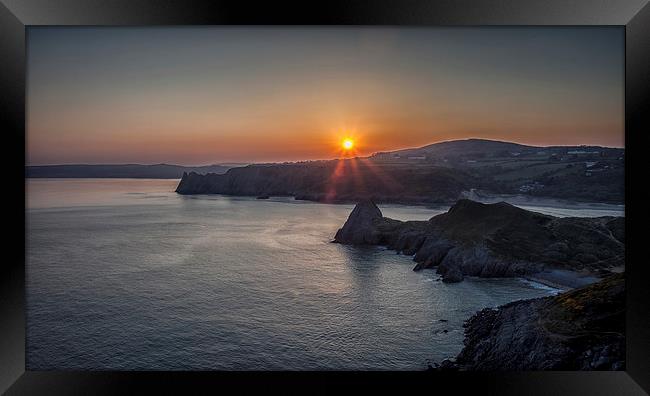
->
<box><xmin>27</xmin><ymin>27</ymin><xmax>624</xmax><ymax>165</ymax></box>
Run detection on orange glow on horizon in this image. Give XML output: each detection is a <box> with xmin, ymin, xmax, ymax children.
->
<box><xmin>26</xmin><ymin>28</ymin><xmax>624</xmax><ymax>165</ymax></box>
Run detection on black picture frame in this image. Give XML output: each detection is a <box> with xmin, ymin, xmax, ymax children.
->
<box><xmin>2</xmin><ymin>0</ymin><xmax>649</xmax><ymax>394</ymax></box>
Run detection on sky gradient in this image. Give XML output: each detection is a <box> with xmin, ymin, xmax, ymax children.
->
<box><xmin>27</xmin><ymin>27</ymin><xmax>624</xmax><ymax>165</ymax></box>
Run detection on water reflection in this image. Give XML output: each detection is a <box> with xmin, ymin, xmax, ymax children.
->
<box><xmin>27</xmin><ymin>179</ymin><xmax>567</xmax><ymax>370</ymax></box>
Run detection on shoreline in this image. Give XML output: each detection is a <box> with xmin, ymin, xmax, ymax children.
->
<box><xmin>461</xmin><ymin>189</ymin><xmax>624</xmax><ymax>211</ymax></box>
<box><xmin>523</xmin><ymin>269</ymin><xmax>603</xmax><ymax>290</ymax></box>
<box><xmin>522</xmin><ymin>276</ymin><xmax>571</xmax><ymax>292</ymax></box>
<box><xmin>28</xmin><ymin>178</ymin><xmax>625</xmax><ymax>210</ymax></box>
<box><xmin>177</xmin><ymin>194</ymin><xmax>625</xmax><ymax>221</ymax></box>
<box><xmin>179</xmin><ymin>192</ymin><xmax>624</xmax><ymax>213</ymax></box>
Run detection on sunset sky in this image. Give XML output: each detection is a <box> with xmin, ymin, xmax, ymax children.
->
<box><xmin>27</xmin><ymin>27</ymin><xmax>624</xmax><ymax>165</ymax></box>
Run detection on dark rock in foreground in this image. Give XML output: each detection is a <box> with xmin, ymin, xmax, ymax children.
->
<box><xmin>334</xmin><ymin>199</ymin><xmax>624</xmax><ymax>283</ymax></box>
<box><xmin>447</xmin><ymin>273</ymin><xmax>625</xmax><ymax>370</ymax></box>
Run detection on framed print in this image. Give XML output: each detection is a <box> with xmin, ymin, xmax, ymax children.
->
<box><xmin>2</xmin><ymin>0</ymin><xmax>649</xmax><ymax>394</ymax></box>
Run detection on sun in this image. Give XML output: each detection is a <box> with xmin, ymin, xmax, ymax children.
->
<box><xmin>342</xmin><ymin>138</ymin><xmax>354</xmax><ymax>150</ymax></box>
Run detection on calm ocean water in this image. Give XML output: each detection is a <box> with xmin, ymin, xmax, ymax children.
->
<box><xmin>25</xmin><ymin>179</ymin><xmax>622</xmax><ymax>370</ymax></box>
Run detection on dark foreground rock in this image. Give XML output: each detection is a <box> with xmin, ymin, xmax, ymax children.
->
<box><xmin>334</xmin><ymin>199</ymin><xmax>624</xmax><ymax>283</ymax></box>
<box><xmin>445</xmin><ymin>273</ymin><xmax>625</xmax><ymax>370</ymax></box>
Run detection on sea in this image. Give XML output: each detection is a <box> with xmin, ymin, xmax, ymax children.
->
<box><xmin>25</xmin><ymin>178</ymin><xmax>624</xmax><ymax>370</ymax></box>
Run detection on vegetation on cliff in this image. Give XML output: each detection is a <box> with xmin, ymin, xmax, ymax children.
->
<box><xmin>444</xmin><ymin>273</ymin><xmax>625</xmax><ymax>370</ymax></box>
<box><xmin>334</xmin><ymin>200</ymin><xmax>624</xmax><ymax>283</ymax></box>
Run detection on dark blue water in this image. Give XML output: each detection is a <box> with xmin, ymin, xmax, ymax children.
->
<box><xmin>25</xmin><ymin>179</ymin><xmax>580</xmax><ymax>370</ymax></box>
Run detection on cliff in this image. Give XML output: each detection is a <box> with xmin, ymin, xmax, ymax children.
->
<box><xmin>175</xmin><ymin>139</ymin><xmax>624</xmax><ymax>204</ymax></box>
<box><xmin>334</xmin><ymin>199</ymin><xmax>624</xmax><ymax>283</ymax></box>
<box><xmin>441</xmin><ymin>273</ymin><xmax>625</xmax><ymax>370</ymax></box>
<box><xmin>176</xmin><ymin>162</ymin><xmax>476</xmax><ymax>204</ymax></box>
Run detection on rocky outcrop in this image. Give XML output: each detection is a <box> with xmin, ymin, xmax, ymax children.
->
<box><xmin>442</xmin><ymin>267</ymin><xmax>464</xmax><ymax>283</ymax></box>
<box><xmin>443</xmin><ymin>273</ymin><xmax>625</xmax><ymax>370</ymax></box>
<box><xmin>333</xmin><ymin>200</ymin><xmax>384</xmax><ymax>244</ymax></box>
<box><xmin>334</xmin><ymin>199</ymin><xmax>624</xmax><ymax>283</ymax></box>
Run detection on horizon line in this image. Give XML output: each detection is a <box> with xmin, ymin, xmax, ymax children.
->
<box><xmin>26</xmin><ymin>137</ymin><xmax>625</xmax><ymax>167</ymax></box>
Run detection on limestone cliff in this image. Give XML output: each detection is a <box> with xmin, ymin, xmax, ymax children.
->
<box><xmin>334</xmin><ymin>199</ymin><xmax>624</xmax><ymax>283</ymax></box>
<box><xmin>442</xmin><ymin>273</ymin><xmax>625</xmax><ymax>370</ymax></box>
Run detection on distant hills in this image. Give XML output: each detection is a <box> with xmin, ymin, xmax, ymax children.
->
<box><xmin>373</xmin><ymin>138</ymin><xmax>531</xmax><ymax>159</ymax></box>
<box><xmin>27</xmin><ymin>139</ymin><xmax>624</xmax><ymax>204</ymax></box>
<box><xmin>26</xmin><ymin>163</ymin><xmax>245</xmax><ymax>179</ymax></box>
<box><xmin>372</xmin><ymin>138</ymin><xmax>622</xmax><ymax>161</ymax></box>
<box><xmin>176</xmin><ymin>139</ymin><xmax>625</xmax><ymax>205</ymax></box>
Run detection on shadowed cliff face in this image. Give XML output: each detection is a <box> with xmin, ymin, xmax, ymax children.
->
<box><xmin>333</xmin><ymin>200</ymin><xmax>384</xmax><ymax>245</ymax></box>
<box><xmin>175</xmin><ymin>161</ymin><xmax>478</xmax><ymax>204</ymax></box>
<box><xmin>334</xmin><ymin>199</ymin><xmax>624</xmax><ymax>283</ymax></box>
<box><xmin>446</xmin><ymin>273</ymin><xmax>625</xmax><ymax>370</ymax></box>
<box><xmin>174</xmin><ymin>139</ymin><xmax>625</xmax><ymax>204</ymax></box>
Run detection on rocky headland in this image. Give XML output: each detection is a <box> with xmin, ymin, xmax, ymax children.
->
<box><xmin>437</xmin><ymin>273</ymin><xmax>625</xmax><ymax>370</ymax></box>
<box><xmin>175</xmin><ymin>139</ymin><xmax>624</xmax><ymax>204</ymax></box>
<box><xmin>334</xmin><ymin>200</ymin><xmax>626</xmax><ymax>371</ymax></box>
<box><xmin>334</xmin><ymin>199</ymin><xmax>624</xmax><ymax>284</ymax></box>
<box><xmin>175</xmin><ymin>161</ymin><xmax>476</xmax><ymax>205</ymax></box>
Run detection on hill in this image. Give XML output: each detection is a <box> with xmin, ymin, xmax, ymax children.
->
<box><xmin>176</xmin><ymin>139</ymin><xmax>624</xmax><ymax>204</ymax></box>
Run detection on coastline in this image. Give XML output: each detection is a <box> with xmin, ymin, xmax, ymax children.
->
<box><xmin>195</xmin><ymin>192</ymin><xmax>624</xmax><ymax>215</ymax></box>
<box><xmin>439</xmin><ymin>273</ymin><xmax>626</xmax><ymax>371</ymax></box>
<box><xmin>28</xmin><ymin>178</ymin><xmax>625</xmax><ymax>212</ymax></box>
<box><xmin>524</xmin><ymin>269</ymin><xmax>604</xmax><ymax>290</ymax></box>
<box><xmin>461</xmin><ymin>189</ymin><xmax>624</xmax><ymax>213</ymax></box>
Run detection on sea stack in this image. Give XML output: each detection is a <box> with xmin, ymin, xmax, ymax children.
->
<box><xmin>334</xmin><ymin>200</ymin><xmax>384</xmax><ymax>245</ymax></box>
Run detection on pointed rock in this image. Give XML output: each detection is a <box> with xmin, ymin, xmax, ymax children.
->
<box><xmin>334</xmin><ymin>200</ymin><xmax>383</xmax><ymax>245</ymax></box>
